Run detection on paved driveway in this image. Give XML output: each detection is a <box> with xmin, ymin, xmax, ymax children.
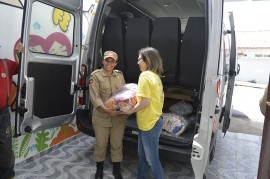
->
<box><xmin>15</xmin><ymin>132</ymin><xmax>261</xmax><ymax>179</ymax></box>
<box><xmin>228</xmin><ymin>84</ymin><xmax>266</xmax><ymax>136</ymax></box>
<box><xmin>14</xmin><ymin>83</ymin><xmax>265</xmax><ymax>179</ymax></box>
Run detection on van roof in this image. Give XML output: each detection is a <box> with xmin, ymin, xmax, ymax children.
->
<box><xmin>108</xmin><ymin>0</ymin><xmax>205</xmax><ymax>33</ymax></box>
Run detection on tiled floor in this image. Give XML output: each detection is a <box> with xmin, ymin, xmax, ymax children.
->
<box><xmin>208</xmin><ymin>132</ymin><xmax>261</xmax><ymax>179</ymax></box>
<box><xmin>14</xmin><ymin>130</ymin><xmax>261</xmax><ymax>179</ymax></box>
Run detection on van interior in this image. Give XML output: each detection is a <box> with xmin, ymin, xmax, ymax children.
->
<box><xmin>78</xmin><ymin>0</ymin><xmax>208</xmax><ymax>160</ymax></box>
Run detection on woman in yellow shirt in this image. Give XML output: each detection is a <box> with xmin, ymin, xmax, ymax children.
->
<box><xmin>123</xmin><ymin>47</ymin><xmax>164</xmax><ymax>179</ymax></box>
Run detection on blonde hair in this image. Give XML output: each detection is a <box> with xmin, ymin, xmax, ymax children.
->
<box><xmin>138</xmin><ymin>47</ymin><xmax>164</xmax><ymax>76</ymax></box>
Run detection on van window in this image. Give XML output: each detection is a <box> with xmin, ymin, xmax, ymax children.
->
<box><xmin>29</xmin><ymin>1</ymin><xmax>74</xmax><ymax>57</ymax></box>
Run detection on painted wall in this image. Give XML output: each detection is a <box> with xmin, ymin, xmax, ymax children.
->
<box><xmin>236</xmin><ymin>57</ymin><xmax>270</xmax><ymax>84</ymax></box>
<box><xmin>10</xmin><ymin>112</ymin><xmax>80</xmax><ymax>164</ymax></box>
<box><xmin>0</xmin><ymin>1</ymin><xmax>98</xmax><ymax>164</ymax></box>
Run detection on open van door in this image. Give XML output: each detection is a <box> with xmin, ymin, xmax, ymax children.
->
<box><xmin>15</xmin><ymin>0</ymin><xmax>82</xmax><ymax>135</ymax></box>
<box><xmin>220</xmin><ymin>12</ymin><xmax>238</xmax><ymax>135</ymax></box>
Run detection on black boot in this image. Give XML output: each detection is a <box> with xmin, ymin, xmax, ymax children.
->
<box><xmin>112</xmin><ymin>162</ymin><xmax>123</xmax><ymax>179</ymax></box>
<box><xmin>95</xmin><ymin>161</ymin><xmax>104</xmax><ymax>179</ymax></box>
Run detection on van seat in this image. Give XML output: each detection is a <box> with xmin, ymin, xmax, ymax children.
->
<box><xmin>179</xmin><ymin>17</ymin><xmax>206</xmax><ymax>89</ymax></box>
<box><xmin>102</xmin><ymin>18</ymin><xmax>125</xmax><ymax>73</ymax></box>
<box><xmin>125</xmin><ymin>18</ymin><xmax>152</xmax><ymax>83</ymax></box>
<box><xmin>151</xmin><ymin>17</ymin><xmax>181</xmax><ymax>86</ymax></box>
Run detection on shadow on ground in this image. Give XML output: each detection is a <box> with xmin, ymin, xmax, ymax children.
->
<box><xmin>232</xmin><ymin>109</ymin><xmax>250</xmax><ymax>120</ymax></box>
<box><xmin>224</xmin><ymin>110</ymin><xmax>264</xmax><ymax>136</ymax></box>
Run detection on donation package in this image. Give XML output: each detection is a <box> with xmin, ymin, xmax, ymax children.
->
<box><xmin>105</xmin><ymin>83</ymin><xmax>138</xmax><ymax>112</ymax></box>
<box><xmin>163</xmin><ymin>101</ymin><xmax>195</xmax><ymax>136</ymax></box>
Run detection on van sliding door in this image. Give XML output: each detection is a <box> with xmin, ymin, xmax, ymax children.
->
<box><xmin>16</xmin><ymin>0</ymin><xmax>82</xmax><ymax>135</ymax></box>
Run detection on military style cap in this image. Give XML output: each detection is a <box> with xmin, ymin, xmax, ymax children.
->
<box><xmin>103</xmin><ymin>51</ymin><xmax>118</xmax><ymax>61</ymax></box>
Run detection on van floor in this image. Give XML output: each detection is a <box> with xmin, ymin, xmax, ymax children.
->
<box><xmin>14</xmin><ymin>131</ymin><xmax>261</xmax><ymax>179</ymax></box>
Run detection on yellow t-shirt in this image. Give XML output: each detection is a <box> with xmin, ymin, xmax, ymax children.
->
<box><xmin>136</xmin><ymin>71</ymin><xmax>164</xmax><ymax>131</ymax></box>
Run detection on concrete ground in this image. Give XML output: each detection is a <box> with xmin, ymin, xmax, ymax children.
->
<box><xmin>224</xmin><ymin>82</ymin><xmax>267</xmax><ymax>136</ymax></box>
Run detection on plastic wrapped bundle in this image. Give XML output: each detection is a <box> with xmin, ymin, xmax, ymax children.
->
<box><xmin>105</xmin><ymin>83</ymin><xmax>138</xmax><ymax>112</ymax></box>
<box><xmin>163</xmin><ymin>113</ymin><xmax>195</xmax><ymax>136</ymax></box>
<box><xmin>169</xmin><ymin>100</ymin><xmax>193</xmax><ymax>116</ymax></box>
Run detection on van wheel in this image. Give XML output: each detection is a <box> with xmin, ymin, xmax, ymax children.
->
<box><xmin>209</xmin><ymin>139</ymin><xmax>216</xmax><ymax>162</ymax></box>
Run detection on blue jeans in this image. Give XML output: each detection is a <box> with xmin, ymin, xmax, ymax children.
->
<box><xmin>137</xmin><ymin>116</ymin><xmax>164</xmax><ymax>179</ymax></box>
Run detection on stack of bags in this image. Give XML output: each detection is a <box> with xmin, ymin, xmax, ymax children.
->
<box><xmin>163</xmin><ymin>101</ymin><xmax>195</xmax><ymax>136</ymax></box>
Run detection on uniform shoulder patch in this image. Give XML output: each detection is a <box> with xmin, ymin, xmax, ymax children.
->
<box><xmin>114</xmin><ymin>70</ymin><xmax>123</xmax><ymax>74</ymax></box>
<box><xmin>89</xmin><ymin>79</ymin><xmax>94</xmax><ymax>84</ymax></box>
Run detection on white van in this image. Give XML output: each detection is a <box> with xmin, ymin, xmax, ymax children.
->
<box><xmin>16</xmin><ymin>0</ymin><xmax>238</xmax><ymax>178</ymax></box>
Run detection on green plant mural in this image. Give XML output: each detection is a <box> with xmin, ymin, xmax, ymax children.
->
<box><xmin>12</xmin><ymin>126</ymin><xmax>32</xmax><ymax>159</ymax></box>
<box><xmin>12</xmin><ymin>127</ymin><xmax>19</xmax><ymax>159</ymax></box>
<box><xmin>50</xmin><ymin>126</ymin><xmax>60</xmax><ymax>139</ymax></box>
<box><xmin>23</xmin><ymin>147</ymin><xmax>30</xmax><ymax>158</ymax></box>
<box><xmin>50</xmin><ymin>130</ymin><xmax>55</xmax><ymax>139</ymax></box>
<box><xmin>19</xmin><ymin>133</ymin><xmax>31</xmax><ymax>158</ymax></box>
<box><xmin>35</xmin><ymin>131</ymin><xmax>50</xmax><ymax>152</ymax></box>
<box><xmin>12</xmin><ymin>123</ymin><xmax>79</xmax><ymax>162</ymax></box>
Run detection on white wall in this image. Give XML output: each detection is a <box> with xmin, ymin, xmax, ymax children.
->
<box><xmin>238</xmin><ymin>49</ymin><xmax>270</xmax><ymax>58</ymax></box>
<box><xmin>0</xmin><ymin>4</ymin><xmax>22</xmax><ymax>60</ymax></box>
<box><xmin>236</xmin><ymin>58</ymin><xmax>270</xmax><ymax>84</ymax></box>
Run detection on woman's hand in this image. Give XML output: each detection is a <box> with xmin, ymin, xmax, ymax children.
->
<box><xmin>121</xmin><ymin>97</ymin><xmax>150</xmax><ymax>115</ymax></box>
<box><xmin>120</xmin><ymin>108</ymin><xmax>134</xmax><ymax>115</ymax></box>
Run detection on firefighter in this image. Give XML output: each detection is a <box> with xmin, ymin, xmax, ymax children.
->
<box><xmin>89</xmin><ymin>51</ymin><xmax>127</xmax><ymax>179</ymax></box>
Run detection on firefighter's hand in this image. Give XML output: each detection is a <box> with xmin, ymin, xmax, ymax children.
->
<box><xmin>108</xmin><ymin>109</ymin><xmax>121</xmax><ymax>117</ymax></box>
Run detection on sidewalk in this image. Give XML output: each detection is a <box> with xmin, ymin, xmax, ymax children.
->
<box><xmin>235</xmin><ymin>81</ymin><xmax>267</xmax><ymax>89</ymax></box>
